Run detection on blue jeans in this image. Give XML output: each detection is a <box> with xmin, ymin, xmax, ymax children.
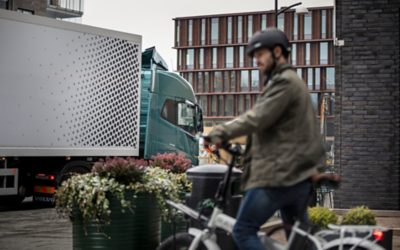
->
<box><xmin>232</xmin><ymin>180</ymin><xmax>311</xmax><ymax>250</ymax></box>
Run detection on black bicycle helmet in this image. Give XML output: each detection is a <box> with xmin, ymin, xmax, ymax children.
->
<box><xmin>247</xmin><ymin>28</ymin><xmax>290</xmax><ymax>57</ymax></box>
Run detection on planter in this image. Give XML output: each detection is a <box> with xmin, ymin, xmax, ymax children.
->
<box><xmin>161</xmin><ymin>213</ymin><xmax>188</xmax><ymax>241</ymax></box>
<box><xmin>72</xmin><ymin>191</ymin><xmax>161</xmax><ymax>250</ymax></box>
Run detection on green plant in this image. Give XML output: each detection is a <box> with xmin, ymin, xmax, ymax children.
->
<box><xmin>150</xmin><ymin>153</ymin><xmax>192</xmax><ymax>196</ymax></box>
<box><xmin>128</xmin><ymin>167</ymin><xmax>181</xmax><ymax>218</ymax></box>
<box><xmin>92</xmin><ymin>157</ymin><xmax>149</xmax><ymax>185</ymax></box>
<box><xmin>151</xmin><ymin>153</ymin><xmax>192</xmax><ymax>174</ymax></box>
<box><xmin>341</xmin><ymin>206</ymin><xmax>376</xmax><ymax>225</ymax></box>
<box><xmin>55</xmin><ymin>173</ymin><xmax>129</xmax><ymax>225</ymax></box>
<box><xmin>308</xmin><ymin>206</ymin><xmax>338</xmax><ymax>229</ymax></box>
<box><xmin>56</xmin><ymin>158</ymin><xmax>182</xmax><ymax>226</ymax></box>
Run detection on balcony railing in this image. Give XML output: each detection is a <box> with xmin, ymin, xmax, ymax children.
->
<box><xmin>47</xmin><ymin>0</ymin><xmax>84</xmax><ymax>18</ymax></box>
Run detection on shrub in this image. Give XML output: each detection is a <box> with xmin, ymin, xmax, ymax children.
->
<box><xmin>308</xmin><ymin>206</ymin><xmax>338</xmax><ymax>229</ymax></box>
<box><xmin>56</xmin><ymin>158</ymin><xmax>181</xmax><ymax>225</ymax></box>
<box><xmin>92</xmin><ymin>157</ymin><xmax>149</xmax><ymax>185</ymax></box>
<box><xmin>341</xmin><ymin>206</ymin><xmax>376</xmax><ymax>225</ymax></box>
<box><xmin>151</xmin><ymin>153</ymin><xmax>191</xmax><ymax>174</ymax></box>
<box><xmin>55</xmin><ymin>173</ymin><xmax>129</xmax><ymax>224</ymax></box>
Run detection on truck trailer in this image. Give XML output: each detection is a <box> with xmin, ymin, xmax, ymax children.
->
<box><xmin>0</xmin><ymin>9</ymin><xmax>203</xmax><ymax>205</ymax></box>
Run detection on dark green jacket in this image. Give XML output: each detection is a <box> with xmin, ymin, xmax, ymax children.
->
<box><xmin>209</xmin><ymin>64</ymin><xmax>325</xmax><ymax>190</ymax></box>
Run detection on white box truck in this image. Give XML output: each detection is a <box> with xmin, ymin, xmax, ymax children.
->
<box><xmin>0</xmin><ymin>9</ymin><xmax>203</xmax><ymax>205</ymax></box>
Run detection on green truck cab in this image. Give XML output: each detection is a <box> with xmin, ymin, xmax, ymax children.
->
<box><xmin>140</xmin><ymin>48</ymin><xmax>203</xmax><ymax>164</ymax></box>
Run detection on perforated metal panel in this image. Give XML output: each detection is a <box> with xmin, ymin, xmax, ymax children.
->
<box><xmin>0</xmin><ymin>10</ymin><xmax>142</xmax><ymax>156</ymax></box>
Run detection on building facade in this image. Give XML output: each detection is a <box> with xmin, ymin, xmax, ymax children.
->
<box><xmin>334</xmin><ymin>0</ymin><xmax>399</xmax><ymax>210</ymax></box>
<box><xmin>173</xmin><ymin>6</ymin><xmax>335</xmax><ymax>139</ymax></box>
<box><xmin>0</xmin><ymin>0</ymin><xmax>83</xmax><ymax>19</ymax></box>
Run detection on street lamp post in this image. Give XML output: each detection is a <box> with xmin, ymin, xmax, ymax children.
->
<box><xmin>275</xmin><ymin>1</ymin><xmax>303</xmax><ymax>27</ymax></box>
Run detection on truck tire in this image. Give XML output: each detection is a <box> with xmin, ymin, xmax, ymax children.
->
<box><xmin>0</xmin><ymin>194</ymin><xmax>25</xmax><ymax>207</ymax></box>
<box><xmin>57</xmin><ymin>161</ymin><xmax>91</xmax><ymax>186</ymax></box>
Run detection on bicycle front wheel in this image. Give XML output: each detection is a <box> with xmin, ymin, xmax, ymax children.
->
<box><xmin>157</xmin><ymin>233</ymin><xmax>206</xmax><ymax>250</ymax></box>
<box><xmin>326</xmin><ymin>244</ymin><xmax>371</xmax><ymax>250</ymax></box>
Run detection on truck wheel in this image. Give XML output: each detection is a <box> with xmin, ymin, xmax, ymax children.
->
<box><xmin>57</xmin><ymin>161</ymin><xmax>91</xmax><ymax>186</ymax></box>
<box><xmin>0</xmin><ymin>194</ymin><xmax>25</xmax><ymax>207</ymax></box>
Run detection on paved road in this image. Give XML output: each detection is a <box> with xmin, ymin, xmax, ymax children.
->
<box><xmin>1</xmin><ymin>199</ymin><xmax>398</xmax><ymax>250</ymax></box>
<box><xmin>0</xmin><ymin>198</ymin><xmax>72</xmax><ymax>250</ymax></box>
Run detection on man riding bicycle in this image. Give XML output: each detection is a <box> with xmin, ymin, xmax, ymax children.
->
<box><xmin>207</xmin><ymin>28</ymin><xmax>326</xmax><ymax>250</ymax></box>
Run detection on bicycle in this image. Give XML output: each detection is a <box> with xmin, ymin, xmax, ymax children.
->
<box><xmin>157</xmin><ymin>139</ymin><xmax>388</xmax><ymax>250</ymax></box>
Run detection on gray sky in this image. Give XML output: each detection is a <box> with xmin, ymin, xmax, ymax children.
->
<box><xmin>83</xmin><ymin>0</ymin><xmax>333</xmax><ymax>71</ymax></box>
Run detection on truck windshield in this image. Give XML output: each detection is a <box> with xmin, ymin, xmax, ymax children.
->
<box><xmin>161</xmin><ymin>99</ymin><xmax>196</xmax><ymax>135</ymax></box>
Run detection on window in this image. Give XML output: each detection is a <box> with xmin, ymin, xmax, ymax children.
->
<box><xmin>310</xmin><ymin>93</ymin><xmax>319</xmax><ymax>111</ymax></box>
<box><xmin>224</xmin><ymin>71</ymin><xmax>230</xmax><ymax>91</ymax></box>
<box><xmin>214</xmin><ymin>71</ymin><xmax>223</xmax><ymax>92</ymax></box>
<box><xmin>237</xmin><ymin>95</ymin><xmax>245</xmax><ymax>114</ymax></box>
<box><xmin>297</xmin><ymin>68</ymin><xmax>303</xmax><ymax>79</ymax></box>
<box><xmin>320</xmin><ymin>42</ymin><xmax>328</xmax><ymax>64</ymax></box>
<box><xmin>293</xmin><ymin>14</ymin><xmax>298</xmax><ymax>40</ymax></box>
<box><xmin>198</xmin><ymin>96</ymin><xmax>207</xmax><ymax>116</ymax></box>
<box><xmin>211</xmin><ymin>18</ymin><xmax>219</xmax><ymax>44</ymax></box>
<box><xmin>251</xmin><ymin>70</ymin><xmax>259</xmax><ymax>91</ymax></box>
<box><xmin>261</xmin><ymin>14</ymin><xmax>267</xmax><ymax>30</ymax></box>
<box><xmin>225</xmin><ymin>95</ymin><xmax>234</xmax><ymax>116</ymax></box>
<box><xmin>321</xmin><ymin>10</ymin><xmax>327</xmax><ymax>39</ymax></box>
<box><xmin>245</xmin><ymin>95</ymin><xmax>251</xmax><ymax>110</ymax></box>
<box><xmin>315</xmin><ymin>68</ymin><xmax>321</xmax><ymax>90</ymax></box>
<box><xmin>305</xmin><ymin>43</ymin><xmax>311</xmax><ymax>65</ymax></box>
<box><xmin>326</xmin><ymin>67</ymin><xmax>335</xmax><ymax>89</ymax></box>
<box><xmin>227</xmin><ymin>17</ymin><xmax>233</xmax><ymax>43</ymax></box>
<box><xmin>211</xmin><ymin>96</ymin><xmax>217</xmax><ymax>116</ymax></box>
<box><xmin>291</xmin><ymin>44</ymin><xmax>297</xmax><ymax>65</ymax></box>
<box><xmin>248</xmin><ymin>15</ymin><xmax>253</xmax><ymax>40</ymax></box>
<box><xmin>212</xmin><ymin>48</ymin><xmax>218</xmax><ymax>68</ymax></box>
<box><xmin>188</xmin><ymin>20</ymin><xmax>193</xmax><ymax>46</ymax></box>
<box><xmin>199</xmin><ymin>48</ymin><xmax>204</xmax><ymax>69</ymax></box>
<box><xmin>204</xmin><ymin>72</ymin><xmax>210</xmax><ymax>92</ymax></box>
<box><xmin>176</xmin><ymin>21</ymin><xmax>180</xmax><ymax>46</ymax></box>
<box><xmin>237</xmin><ymin>16</ymin><xmax>243</xmax><ymax>43</ymax></box>
<box><xmin>307</xmin><ymin>68</ymin><xmax>313</xmax><ymax>90</ymax></box>
<box><xmin>277</xmin><ymin>14</ymin><xmax>284</xmax><ymax>31</ymax></box>
<box><xmin>161</xmin><ymin>99</ymin><xmax>196</xmax><ymax>135</ymax></box>
<box><xmin>187</xmin><ymin>73</ymin><xmax>193</xmax><ymax>87</ymax></box>
<box><xmin>201</xmin><ymin>19</ymin><xmax>206</xmax><ymax>45</ymax></box>
<box><xmin>304</xmin><ymin>13</ymin><xmax>312</xmax><ymax>39</ymax></box>
<box><xmin>218</xmin><ymin>95</ymin><xmax>224</xmax><ymax>116</ymax></box>
<box><xmin>230</xmin><ymin>71</ymin><xmax>236</xmax><ymax>92</ymax></box>
<box><xmin>241</xmin><ymin>70</ymin><xmax>249</xmax><ymax>91</ymax></box>
<box><xmin>178</xmin><ymin>50</ymin><xmax>182</xmax><ymax>69</ymax></box>
<box><xmin>186</xmin><ymin>49</ymin><xmax>194</xmax><ymax>69</ymax></box>
<box><xmin>239</xmin><ymin>46</ymin><xmax>244</xmax><ymax>67</ymax></box>
<box><xmin>226</xmin><ymin>47</ymin><xmax>234</xmax><ymax>68</ymax></box>
<box><xmin>197</xmin><ymin>72</ymin><xmax>203</xmax><ymax>92</ymax></box>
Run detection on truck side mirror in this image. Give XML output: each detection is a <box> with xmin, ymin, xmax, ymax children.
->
<box><xmin>196</xmin><ymin>105</ymin><xmax>204</xmax><ymax>133</ymax></box>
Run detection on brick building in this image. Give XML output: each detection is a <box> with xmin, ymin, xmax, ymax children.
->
<box><xmin>334</xmin><ymin>0</ymin><xmax>400</xmax><ymax>210</ymax></box>
<box><xmin>173</xmin><ymin>6</ymin><xmax>336</xmax><ymax>142</ymax></box>
<box><xmin>0</xmin><ymin>0</ymin><xmax>83</xmax><ymax>19</ymax></box>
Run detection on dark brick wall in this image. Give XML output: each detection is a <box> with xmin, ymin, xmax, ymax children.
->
<box><xmin>334</xmin><ymin>0</ymin><xmax>400</xmax><ymax>209</ymax></box>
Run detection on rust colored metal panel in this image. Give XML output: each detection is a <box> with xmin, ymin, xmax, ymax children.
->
<box><xmin>312</xmin><ymin>9</ymin><xmax>321</xmax><ymax>39</ymax></box>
